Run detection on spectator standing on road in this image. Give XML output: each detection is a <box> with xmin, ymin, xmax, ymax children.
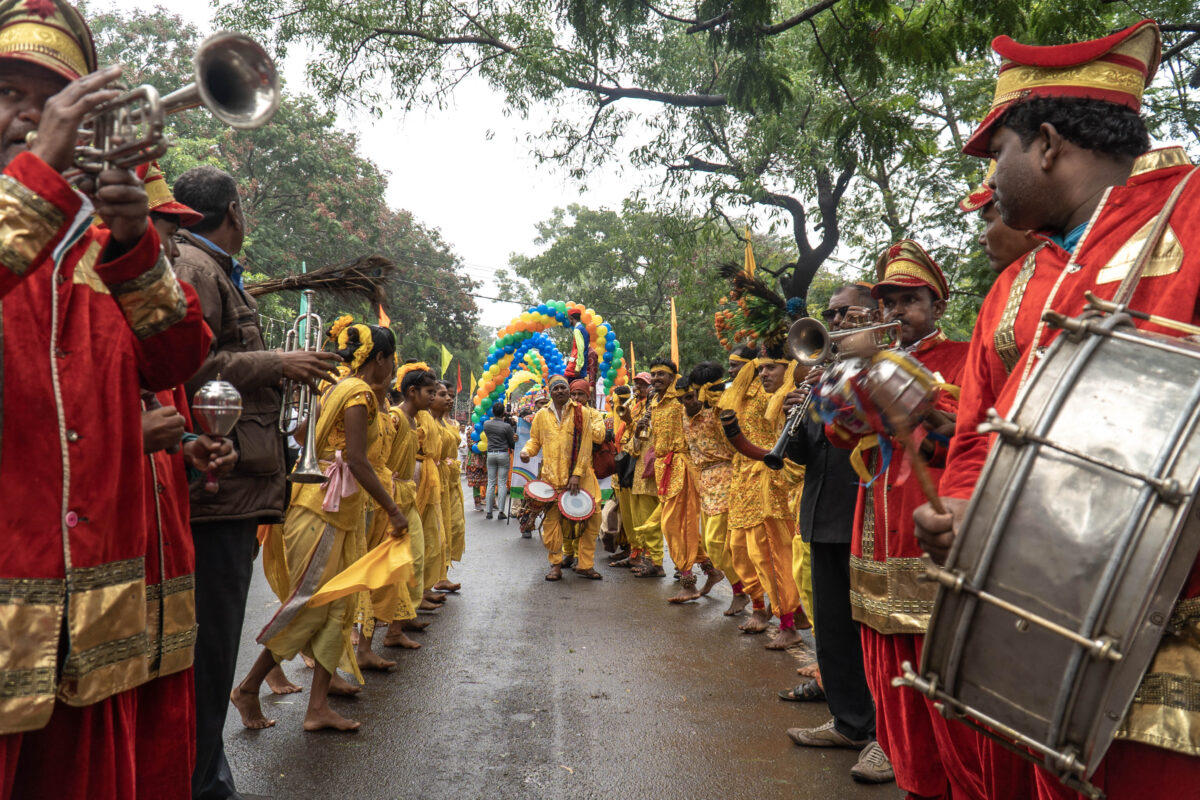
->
<box><xmin>483</xmin><ymin>401</ymin><xmax>517</xmax><ymax>519</ymax></box>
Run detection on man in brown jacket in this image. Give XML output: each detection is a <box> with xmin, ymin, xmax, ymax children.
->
<box><xmin>173</xmin><ymin>165</ymin><xmax>339</xmax><ymax>800</ymax></box>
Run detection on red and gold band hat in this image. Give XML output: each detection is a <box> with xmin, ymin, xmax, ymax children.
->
<box><xmin>0</xmin><ymin>0</ymin><xmax>96</xmax><ymax>82</ymax></box>
<box><xmin>872</xmin><ymin>239</ymin><xmax>949</xmax><ymax>301</ymax></box>
<box><xmin>963</xmin><ymin>20</ymin><xmax>1160</xmax><ymax>158</ymax></box>
<box><xmin>958</xmin><ymin>161</ymin><xmax>996</xmax><ymax>213</ymax></box>
<box><xmin>136</xmin><ymin>161</ymin><xmax>203</xmax><ymax>227</ymax></box>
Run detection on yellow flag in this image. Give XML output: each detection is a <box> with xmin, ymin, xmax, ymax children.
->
<box><xmin>630</xmin><ymin>340</ymin><xmax>636</xmax><ymax>375</ymax></box>
<box><xmin>743</xmin><ymin>227</ymin><xmax>756</xmax><ymax>278</ymax></box>
<box><xmin>670</xmin><ymin>297</ymin><xmax>680</xmax><ymax>368</ymax></box>
<box><xmin>469</xmin><ymin>371</ymin><xmax>477</xmax><ymax>398</ymax></box>
<box><xmin>377</xmin><ymin>304</ymin><xmax>391</xmax><ymax>328</ymax></box>
<box><xmin>440</xmin><ymin>344</ymin><xmax>453</xmax><ymax>378</ymax></box>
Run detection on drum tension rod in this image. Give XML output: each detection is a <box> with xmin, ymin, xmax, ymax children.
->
<box><xmin>892</xmin><ymin>663</ymin><xmax>1104</xmax><ymax>799</ymax></box>
<box><xmin>979</xmin><ymin>410</ymin><xmax>1185</xmax><ymax>504</ymax></box>
<box><xmin>921</xmin><ymin>564</ymin><xmax>1124</xmax><ymax>662</ymax></box>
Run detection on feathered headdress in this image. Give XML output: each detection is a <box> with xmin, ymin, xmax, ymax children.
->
<box><xmin>713</xmin><ymin>262</ymin><xmax>798</xmax><ymax>350</ymax></box>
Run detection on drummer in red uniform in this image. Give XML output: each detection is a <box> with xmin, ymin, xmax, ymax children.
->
<box><xmin>819</xmin><ymin>243</ymin><xmax>978</xmax><ymax>796</ymax></box>
<box><xmin>914</xmin><ymin>19</ymin><xmax>1200</xmax><ymax>800</ymax></box>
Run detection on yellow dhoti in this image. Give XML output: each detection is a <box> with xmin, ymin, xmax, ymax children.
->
<box><xmin>659</xmin><ymin>469</ymin><xmax>706</xmax><ymax>573</ymax></box>
<box><xmin>630</xmin><ymin>493</ymin><xmax>663</xmax><ymax>564</ymax></box>
<box><xmin>257</xmin><ymin>506</ymin><xmax>362</xmax><ymax>682</ymax></box>
<box><xmin>729</xmin><ymin>524</ymin><xmax>766</xmax><ymax>604</ymax></box>
<box><xmin>744</xmin><ymin>516</ymin><xmax>801</xmax><ymax>620</ymax></box>
<box><xmin>543</xmin><ymin>505</ymin><xmax>599</xmax><ymax>570</ymax></box>
<box><xmin>791</xmin><ymin>533</ymin><xmax>814</xmax><ymax>628</ymax></box>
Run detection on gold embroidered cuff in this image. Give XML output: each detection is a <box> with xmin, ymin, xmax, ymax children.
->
<box><xmin>105</xmin><ymin>251</ymin><xmax>188</xmax><ymax>339</ymax></box>
<box><xmin>1117</xmin><ymin>604</ymin><xmax>1200</xmax><ymax>756</ymax></box>
<box><xmin>0</xmin><ymin>173</ymin><xmax>66</xmax><ymax>278</ymax></box>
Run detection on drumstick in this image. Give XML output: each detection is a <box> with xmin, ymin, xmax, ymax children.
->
<box><xmin>880</xmin><ymin>404</ymin><xmax>947</xmax><ymax>516</ymax></box>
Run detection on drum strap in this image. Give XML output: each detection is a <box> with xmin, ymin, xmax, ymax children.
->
<box><xmin>1113</xmin><ymin>166</ymin><xmax>1199</xmax><ymax>306</ymax></box>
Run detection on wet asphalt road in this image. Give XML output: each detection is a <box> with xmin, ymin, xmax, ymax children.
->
<box><xmin>226</xmin><ymin>493</ymin><xmax>899</xmax><ymax>800</ymax></box>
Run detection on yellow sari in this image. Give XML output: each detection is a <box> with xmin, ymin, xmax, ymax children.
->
<box><xmin>415</xmin><ymin>410</ymin><xmax>444</xmax><ymax>591</ymax></box>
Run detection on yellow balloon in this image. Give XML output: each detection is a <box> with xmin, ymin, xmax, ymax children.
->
<box><xmin>593</xmin><ymin>315</ymin><xmax>603</xmax><ymax>326</ymax></box>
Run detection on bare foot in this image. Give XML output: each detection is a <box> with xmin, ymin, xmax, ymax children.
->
<box><xmin>328</xmin><ymin>673</ymin><xmax>362</xmax><ymax>697</ymax></box>
<box><xmin>265</xmin><ymin>665</ymin><xmax>301</xmax><ymax>695</ymax></box>
<box><xmin>739</xmin><ymin>608</ymin><xmax>771</xmax><ymax>634</ymax></box>
<box><xmin>668</xmin><ymin>586</ymin><xmax>701</xmax><ymax>604</ymax></box>
<box><xmin>383</xmin><ymin>630</ymin><xmax>422</xmax><ymax>649</ymax></box>
<box><xmin>797</xmin><ymin>663</ymin><xmax>821</xmax><ymax>678</ymax></box>
<box><xmin>433</xmin><ymin>580</ymin><xmax>461</xmax><ymax>592</ymax></box>
<box><xmin>230</xmin><ymin>686</ymin><xmax>276</xmax><ymax>729</ymax></box>
<box><xmin>724</xmin><ymin>593</ymin><xmax>751</xmax><ymax>617</ymax></box>
<box><xmin>356</xmin><ymin>648</ymin><xmax>396</xmax><ymax>671</ymax></box>
<box><xmin>422</xmin><ymin>590</ymin><xmax>447</xmax><ymax>604</ymax></box>
<box><xmin>699</xmin><ymin>568</ymin><xmax>724</xmax><ymax>597</ymax></box>
<box><xmin>401</xmin><ymin>619</ymin><xmax>433</xmax><ymax>632</ymax></box>
<box><xmin>301</xmin><ymin>654</ymin><xmax>316</xmax><ymax>669</ymax></box>
<box><xmin>303</xmin><ymin>704</ymin><xmax>361</xmax><ymax>732</ymax></box>
<box><xmin>418</xmin><ymin>599</ymin><xmax>441</xmax><ymax>611</ymax></box>
<box><xmin>767</xmin><ymin>626</ymin><xmax>803</xmax><ymax>650</ymax></box>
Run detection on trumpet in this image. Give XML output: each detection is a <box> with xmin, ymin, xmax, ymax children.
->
<box><xmin>279</xmin><ymin>290</ymin><xmax>328</xmax><ymax>484</ymax></box>
<box><xmin>59</xmin><ymin>32</ymin><xmax>279</xmax><ymax>178</ymax></box>
<box><xmin>786</xmin><ymin>317</ymin><xmax>903</xmax><ymax>367</ymax></box>
<box><xmin>761</xmin><ymin>316</ymin><xmax>903</xmax><ymax>471</ymax></box>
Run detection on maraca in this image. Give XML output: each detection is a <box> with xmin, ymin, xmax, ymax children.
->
<box><xmin>192</xmin><ymin>376</ymin><xmax>242</xmax><ymax>493</ymax></box>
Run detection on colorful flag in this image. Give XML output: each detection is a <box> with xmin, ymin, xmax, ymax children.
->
<box><xmin>456</xmin><ymin>362</ymin><xmax>462</xmax><ymax>393</ymax></box>
<box><xmin>670</xmin><ymin>297</ymin><xmax>680</xmax><ymax>368</ymax></box>
<box><xmin>440</xmin><ymin>344</ymin><xmax>453</xmax><ymax>378</ymax></box>
<box><xmin>743</xmin><ymin>227</ymin><xmax>756</xmax><ymax>278</ymax></box>
<box><xmin>470</xmin><ymin>372</ymin><xmax>477</xmax><ymax>398</ymax></box>
<box><xmin>377</xmin><ymin>304</ymin><xmax>391</xmax><ymax>327</ymax></box>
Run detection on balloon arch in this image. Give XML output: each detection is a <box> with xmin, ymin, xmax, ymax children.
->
<box><xmin>469</xmin><ymin>300</ymin><xmax>629</xmax><ymax>453</ymax></box>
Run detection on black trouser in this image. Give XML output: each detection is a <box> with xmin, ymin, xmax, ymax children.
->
<box><xmin>191</xmin><ymin>519</ymin><xmax>258</xmax><ymax>800</ymax></box>
<box><xmin>809</xmin><ymin>540</ymin><xmax>875</xmax><ymax>742</ymax></box>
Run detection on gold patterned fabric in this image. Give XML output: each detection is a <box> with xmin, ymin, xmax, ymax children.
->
<box><xmin>0</xmin><ymin>0</ymin><xmax>98</xmax><ymax>82</ymax></box>
<box><xmin>993</xmin><ymin>248</ymin><xmax>1041</xmax><ymax>374</ymax></box>
<box><xmin>728</xmin><ymin>388</ymin><xmax>794</xmax><ymax>529</ymax></box>
<box><xmin>0</xmin><ymin>576</ymin><xmax>64</xmax><ymax>734</ymax></box>
<box><xmin>650</xmin><ymin>390</ymin><xmax>688</xmax><ymax>499</ymax></box>
<box><xmin>0</xmin><ymin>173</ymin><xmax>66</xmax><ymax>279</ymax></box>
<box><xmin>683</xmin><ymin>406</ymin><xmax>735</xmax><ymax>517</ymax></box>
<box><xmin>105</xmin><ymin>250</ymin><xmax>189</xmax><ymax>339</ymax></box>
<box><xmin>1117</xmin><ymin>598</ymin><xmax>1200</xmax><ymax>757</ymax></box>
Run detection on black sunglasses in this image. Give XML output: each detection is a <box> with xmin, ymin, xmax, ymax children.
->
<box><xmin>821</xmin><ymin>305</ymin><xmax>851</xmax><ymax>321</ymax></box>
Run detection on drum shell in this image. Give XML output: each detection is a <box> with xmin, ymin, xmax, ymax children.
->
<box><xmin>921</xmin><ymin>323</ymin><xmax>1200</xmax><ymax>777</ymax></box>
<box><xmin>557</xmin><ymin>490</ymin><xmax>595</xmax><ymax>522</ymax></box>
<box><xmin>861</xmin><ymin>353</ymin><xmax>936</xmax><ymax>428</ymax></box>
<box><xmin>524</xmin><ymin>480</ymin><xmax>558</xmax><ymax>512</ymax></box>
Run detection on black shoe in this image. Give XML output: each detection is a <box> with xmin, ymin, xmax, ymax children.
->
<box><xmin>497</xmin><ymin>512</ymin><xmax>507</xmax><ymax>520</ymax></box>
<box><xmin>486</xmin><ymin>513</ymin><xmax>493</xmax><ymax>519</ymax></box>
<box><xmin>521</xmin><ymin>531</ymin><xmax>532</xmax><ymax>539</ymax></box>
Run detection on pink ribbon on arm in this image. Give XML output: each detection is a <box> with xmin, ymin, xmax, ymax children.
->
<box><xmin>321</xmin><ymin>450</ymin><xmax>359</xmax><ymax>512</ymax></box>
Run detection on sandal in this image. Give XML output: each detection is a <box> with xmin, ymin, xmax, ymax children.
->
<box><xmin>545</xmin><ymin>565</ymin><xmax>563</xmax><ymax>581</ymax></box>
<box><xmin>574</xmin><ymin>567</ymin><xmax>603</xmax><ymax>580</ymax></box>
<box><xmin>778</xmin><ymin>679</ymin><xmax>826</xmax><ymax>702</ymax></box>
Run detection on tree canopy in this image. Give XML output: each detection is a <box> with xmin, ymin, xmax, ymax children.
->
<box><xmin>213</xmin><ymin>0</ymin><xmax>1198</xmax><ymax>340</ymax></box>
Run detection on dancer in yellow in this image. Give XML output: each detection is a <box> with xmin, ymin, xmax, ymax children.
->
<box><xmin>232</xmin><ymin>324</ymin><xmax>401</xmax><ymax>732</ymax></box>
<box><xmin>416</xmin><ymin>383</ymin><xmax>448</xmax><ymax>612</ymax></box>
<box><xmin>679</xmin><ymin>361</ymin><xmax>749</xmax><ymax>613</ymax></box>
<box><xmin>354</xmin><ymin>365</ymin><xmax>435</xmax><ymax>666</ymax></box>
<box><xmin>644</xmin><ymin>359</ymin><xmax>721</xmax><ymax>603</ymax></box>
<box><xmin>520</xmin><ymin>376</ymin><xmax>607</xmax><ymax>580</ymax></box>
<box><xmin>606</xmin><ymin>385</ymin><xmax>636</xmax><ymax>564</ymax></box>
<box><xmin>433</xmin><ymin>380</ymin><xmax>466</xmax><ymax>592</ymax></box>
<box><xmin>618</xmin><ymin>372</ymin><xmax>666</xmax><ymax>578</ymax></box>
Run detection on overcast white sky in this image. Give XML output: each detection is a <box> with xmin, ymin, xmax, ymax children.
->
<box><xmin>97</xmin><ymin>0</ymin><xmax>658</xmax><ymax>329</ymax></box>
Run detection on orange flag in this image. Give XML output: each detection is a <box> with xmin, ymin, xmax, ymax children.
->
<box><xmin>629</xmin><ymin>340</ymin><xmax>636</xmax><ymax>375</ymax></box>
<box><xmin>378</xmin><ymin>304</ymin><xmax>391</xmax><ymax>327</ymax></box>
<box><xmin>670</xmin><ymin>297</ymin><xmax>680</xmax><ymax>368</ymax></box>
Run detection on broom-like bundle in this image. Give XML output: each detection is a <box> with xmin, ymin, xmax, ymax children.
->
<box><xmin>245</xmin><ymin>255</ymin><xmax>396</xmax><ymax>306</ymax></box>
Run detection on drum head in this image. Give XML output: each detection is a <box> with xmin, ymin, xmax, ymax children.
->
<box><xmin>557</xmin><ymin>491</ymin><xmax>595</xmax><ymax>521</ymax></box>
<box><xmin>525</xmin><ymin>480</ymin><xmax>557</xmax><ymax>502</ymax></box>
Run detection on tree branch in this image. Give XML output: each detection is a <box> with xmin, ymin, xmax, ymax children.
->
<box><xmin>758</xmin><ymin>0</ymin><xmax>841</xmax><ymax>35</ymax></box>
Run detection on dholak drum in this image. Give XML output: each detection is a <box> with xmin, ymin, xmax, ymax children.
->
<box><xmin>523</xmin><ymin>480</ymin><xmax>558</xmax><ymax>512</ymax></box>
<box><xmin>557</xmin><ymin>490</ymin><xmax>595</xmax><ymax>522</ymax></box>
<box><xmin>896</xmin><ymin>311</ymin><xmax>1200</xmax><ymax>798</ymax></box>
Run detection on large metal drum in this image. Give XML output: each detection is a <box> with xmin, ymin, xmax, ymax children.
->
<box><xmin>898</xmin><ymin>312</ymin><xmax>1200</xmax><ymax>797</ymax></box>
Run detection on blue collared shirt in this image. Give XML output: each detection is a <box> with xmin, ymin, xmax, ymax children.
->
<box><xmin>191</xmin><ymin>232</ymin><xmax>244</xmax><ymax>290</ymax></box>
<box><xmin>1049</xmin><ymin>221</ymin><xmax>1088</xmax><ymax>255</ymax></box>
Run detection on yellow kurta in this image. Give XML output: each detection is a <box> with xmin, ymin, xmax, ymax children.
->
<box><xmin>684</xmin><ymin>406</ymin><xmax>739</xmax><ymax>582</ymax></box>
<box><xmin>364</xmin><ymin>401</ymin><xmax>421</xmax><ymax>628</ymax></box>
<box><xmin>650</xmin><ymin>388</ymin><xmax>705</xmax><ymax>572</ymax></box>
<box><xmin>522</xmin><ymin>401</ymin><xmax>605</xmax><ymax>569</ymax></box>
<box><xmin>439</xmin><ymin>418</ymin><xmax>466</xmax><ymax>568</ymax></box>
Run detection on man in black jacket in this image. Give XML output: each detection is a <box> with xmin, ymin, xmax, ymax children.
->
<box><xmin>483</xmin><ymin>401</ymin><xmax>516</xmax><ymax>519</ymax></box>
<box><xmin>782</xmin><ymin>284</ymin><xmax>893</xmax><ymax>785</ymax></box>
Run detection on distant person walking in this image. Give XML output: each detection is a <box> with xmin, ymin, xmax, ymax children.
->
<box><xmin>483</xmin><ymin>402</ymin><xmax>517</xmax><ymax>519</ymax></box>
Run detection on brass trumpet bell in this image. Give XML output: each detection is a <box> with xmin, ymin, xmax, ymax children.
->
<box><xmin>785</xmin><ymin>317</ymin><xmax>904</xmax><ymax>366</ymax></box>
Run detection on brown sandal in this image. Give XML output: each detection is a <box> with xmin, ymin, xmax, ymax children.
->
<box><xmin>574</xmin><ymin>567</ymin><xmax>603</xmax><ymax>580</ymax></box>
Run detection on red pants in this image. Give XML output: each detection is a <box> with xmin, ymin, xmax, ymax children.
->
<box><xmin>861</xmin><ymin>627</ymin><xmax>988</xmax><ymax>799</ymax></box>
<box><xmin>1032</xmin><ymin>738</ymin><xmax>1200</xmax><ymax>799</ymax></box>
<box><xmin>0</xmin><ymin>671</ymin><xmax>195</xmax><ymax>800</ymax></box>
